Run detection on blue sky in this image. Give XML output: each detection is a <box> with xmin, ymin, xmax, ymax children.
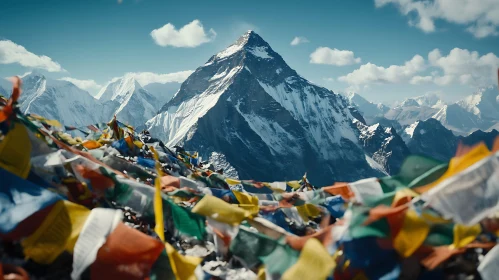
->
<box><xmin>0</xmin><ymin>0</ymin><xmax>498</xmax><ymax>103</ymax></box>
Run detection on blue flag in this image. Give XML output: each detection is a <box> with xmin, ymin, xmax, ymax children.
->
<box><xmin>0</xmin><ymin>167</ymin><xmax>61</xmax><ymax>233</ymax></box>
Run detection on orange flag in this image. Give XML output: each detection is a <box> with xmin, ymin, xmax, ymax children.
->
<box><xmin>90</xmin><ymin>223</ymin><xmax>164</xmax><ymax>280</ymax></box>
<box><xmin>0</xmin><ymin>76</ymin><xmax>21</xmax><ymax>123</ymax></box>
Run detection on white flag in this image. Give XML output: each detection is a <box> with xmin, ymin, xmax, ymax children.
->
<box><xmin>425</xmin><ymin>154</ymin><xmax>499</xmax><ymax>225</ymax></box>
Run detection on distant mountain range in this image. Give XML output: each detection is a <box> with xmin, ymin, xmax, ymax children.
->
<box><xmin>345</xmin><ymin>88</ymin><xmax>499</xmax><ymax>136</ymax></box>
<box><xmin>346</xmin><ymin>91</ymin><xmax>499</xmax><ymax>162</ymax></box>
<box><xmin>1</xmin><ymin>31</ymin><xmax>497</xmax><ymax>185</ymax></box>
<box><xmin>401</xmin><ymin>118</ymin><xmax>498</xmax><ymax>162</ymax></box>
<box><xmin>0</xmin><ymin>71</ymin><xmax>180</xmax><ymax>128</ymax></box>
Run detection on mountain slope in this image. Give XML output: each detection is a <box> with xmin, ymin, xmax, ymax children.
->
<box><xmin>143</xmin><ymin>82</ymin><xmax>180</xmax><ymax>105</ymax></box>
<box><xmin>401</xmin><ymin>118</ymin><xmax>498</xmax><ymax>161</ymax></box>
<box><xmin>345</xmin><ymin>92</ymin><xmax>388</xmax><ymax>119</ymax></box>
<box><xmin>431</xmin><ymin>104</ymin><xmax>482</xmax><ymax>135</ymax></box>
<box><xmin>384</xmin><ymin>105</ymin><xmax>439</xmax><ymax>126</ymax></box>
<box><xmin>17</xmin><ymin>72</ymin><xmax>104</xmax><ymax>127</ymax></box>
<box><xmin>97</xmin><ymin>74</ymin><xmax>162</xmax><ymax>127</ymax></box>
<box><xmin>413</xmin><ymin>93</ymin><xmax>445</xmax><ymax>108</ymax></box>
<box><xmin>384</xmin><ymin>90</ymin><xmax>498</xmax><ymax>135</ymax></box>
<box><xmin>147</xmin><ymin>31</ymin><xmax>387</xmax><ymax>185</ymax></box>
<box><xmin>401</xmin><ymin>119</ymin><xmax>458</xmax><ymax>162</ymax></box>
<box><xmin>455</xmin><ymin>87</ymin><xmax>499</xmax><ymax>130</ymax></box>
<box><xmin>354</xmin><ymin>120</ymin><xmax>410</xmax><ymax>174</ymax></box>
<box><xmin>459</xmin><ymin>129</ymin><xmax>499</xmax><ymax>150</ymax></box>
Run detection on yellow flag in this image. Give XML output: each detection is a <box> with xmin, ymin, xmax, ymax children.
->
<box><xmin>0</xmin><ymin>122</ymin><xmax>31</xmax><ymax>178</ymax></box>
<box><xmin>44</xmin><ymin>119</ymin><xmax>62</xmax><ymax>128</ymax></box>
<box><xmin>296</xmin><ymin>204</ymin><xmax>321</xmax><ymax>222</ymax></box>
<box><xmin>225</xmin><ymin>178</ymin><xmax>241</xmax><ymax>185</ymax></box>
<box><xmin>393</xmin><ymin>210</ymin><xmax>429</xmax><ymax>258</ymax></box>
<box><xmin>452</xmin><ymin>223</ymin><xmax>481</xmax><ymax>249</ymax></box>
<box><xmin>416</xmin><ymin>144</ymin><xmax>490</xmax><ymax>193</ymax></box>
<box><xmin>133</xmin><ymin>140</ymin><xmax>144</xmax><ymax>149</ymax></box>
<box><xmin>150</xmin><ymin>146</ymin><xmax>165</xmax><ymax>242</ymax></box>
<box><xmin>232</xmin><ymin>190</ymin><xmax>259</xmax><ymax>216</ymax></box>
<box><xmin>192</xmin><ymin>195</ymin><xmax>250</xmax><ymax>225</ymax></box>
<box><xmin>22</xmin><ymin>201</ymin><xmax>91</xmax><ymax>264</ymax></box>
<box><xmin>257</xmin><ymin>265</ymin><xmax>266</xmax><ymax>280</ymax></box>
<box><xmin>165</xmin><ymin>242</ymin><xmax>202</xmax><ymax>280</ymax></box>
<box><xmin>282</xmin><ymin>238</ymin><xmax>335</xmax><ymax>280</ymax></box>
<box><xmin>392</xmin><ymin>188</ymin><xmax>419</xmax><ymax>205</ymax></box>
<box><xmin>287</xmin><ymin>181</ymin><xmax>301</xmax><ymax>190</ymax></box>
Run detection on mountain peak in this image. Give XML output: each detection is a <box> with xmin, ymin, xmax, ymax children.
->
<box><xmin>210</xmin><ymin>31</ymin><xmax>274</xmax><ymax>62</ymax></box>
<box><xmin>96</xmin><ymin>74</ymin><xmax>143</xmax><ymax>102</ymax></box>
<box><xmin>400</xmin><ymin>98</ymin><xmax>420</xmax><ymax>107</ymax></box>
<box><xmin>148</xmin><ymin>28</ymin><xmax>400</xmax><ymax>184</ymax></box>
<box><xmin>121</xmin><ymin>73</ymin><xmax>142</xmax><ymax>88</ymax></box>
<box><xmin>240</xmin><ymin>30</ymin><xmax>266</xmax><ymax>45</ymax></box>
<box><xmin>23</xmin><ymin>70</ymin><xmax>46</xmax><ymax>80</ymax></box>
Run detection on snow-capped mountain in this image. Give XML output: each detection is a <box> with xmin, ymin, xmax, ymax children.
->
<box><xmin>143</xmin><ymin>82</ymin><xmax>181</xmax><ymax>105</ymax></box>
<box><xmin>384</xmin><ymin>105</ymin><xmax>439</xmax><ymax>126</ymax></box>
<box><xmin>345</xmin><ymin>92</ymin><xmax>389</xmax><ymax>120</ymax></box>
<box><xmin>147</xmin><ymin>31</ymin><xmax>391</xmax><ymax>185</ymax></box>
<box><xmin>383</xmin><ymin>93</ymin><xmax>445</xmax><ymax>126</ymax></box>
<box><xmin>456</xmin><ymin>87</ymin><xmax>499</xmax><ymax>128</ymax></box>
<box><xmin>431</xmin><ymin>104</ymin><xmax>482</xmax><ymax>135</ymax></box>
<box><xmin>353</xmin><ymin>119</ymin><xmax>410</xmax><ymax>174</ymax></box>
<box><xmin>429</xmin><ymin>88</ymin><xmax>499</xmax><ymax>135</ymax></box>
<box><xmin>96</xmin><ymin>74</ymin><xmax>162</xmax><ymax>127</ymax></box>
<box><xmin>369</xmin><ymin>116</ymin><xmax>403</xmax><ymax>132</ymax></box>
<box><xmin>412</xmin><ymin>93</ymin><xmax>445</xmax><ymax>108</ymax></box>
<box><xmin>401</xmin><ymin>118</ymin><xmax>498</xmax><ymax>162</ymax></box>
<box><xmin>15</xmin><ymin>72</ymin><xmax>104</xmax><ymax>127</ymax></box>
<box><xmin>457</xmin><ymin>88</ymin><xmax>499</xmax><ymax>118</ymax></box>
<box><xmin>396</xmin><ymin>93</ymin><xmax>445</xmax><ymax>109</ymax></box>
<box><xmin>399</xmin><ymin>98</ymin><xmax>420</xmax><ymax>107</ymax></box>
<box><xmin>382</xmin><ymin>90</ymin><xmax>498</xmax><ymax>135</ymax></box>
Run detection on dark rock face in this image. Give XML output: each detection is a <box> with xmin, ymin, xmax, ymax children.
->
<box><xmin>148</xmin><ymin>31</ymin><xmax>388</xmax><ymax>185</ymax></box>
<box><xmin>369</xmin><ymin>116</ymin><xmax>403</xmax><ymax>132</ymax></box>
<box><xmin>349</xmin><ymin>106</ymin><xmax>367</xmax><ymax>125</ymax></box>
<box><xmin>404</xmin><ymin>118</ymin><xmax>458</xmax><ymax>162</ymax></box>
<box><xmin>458</xmin><ymin>129</ymin><xmax>499</xmax><ymax>150</ymax></box>
<box><xmin>354</xmin><ymin>120</ymin><xmax>410</xmax><ymax>174</ymax></box>
<box><xmin>402</xmin><ymin>118</ymin><xmax>498</xmax><ymax>162</ymax></box>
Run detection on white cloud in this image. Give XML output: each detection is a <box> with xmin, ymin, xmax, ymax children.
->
<box><xmin>150</xmin><ymin>20</ymin><xmax>216</xmax><ymax>48</ymax></box>
<box><xmin>433</xmin><ymin>75</ymin><xmax>455</xmax><ymax>85</ymax></box>
<box><xmin>127</xmin><ymin>70</ymin><xmax>194</xmax><ymax>86</ymax></box>
<box><xmin>375</xmin><ymin>0</ymin><xmax>499</xmax><ymax>38</ymax></box>
<box><xmin>338</xmin><ymin>55</ymin><xmax>425</xmax><ymax>84</ymax></box>
<box><xmin>338</xmin><ymin>47</ymin><xmax>499</xmax><ymax>88</ymax></box>
<box><xmin>428</xmin><ymin>47</ymin><xmax>499</xmax><ymax>87</ymax></box>
<box><xmin>290</xmin><ymin>36</ymin><xmax>310</xmax><ymax>46</ymax></box>
<box><xmin>59</xmin><ymin>77</ymin><xmax>103</xmax><ymax>95</ymax></box>
<box><xmin>0</xmin><ymin>40</ymin><xmax>64</xmax><ymax>72</ymax></box>
<box><xmin>409</xmin><ymin>74</ymin><xmax>456</xmax><ymax>86</ymax></box>
<box><xmin>466</xmin><ymin>20</ymin><xmax>499</xmax><ymax>38</ymax></box>
<box><xmin>410</xmin><ymin>75</ymin><xmax>433</xmax><ymax>84</ymax></box>
<box><xmin>310</xmin><ymin>47</ymin><xmax>362</xmax><ymax>66</ymax></box>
